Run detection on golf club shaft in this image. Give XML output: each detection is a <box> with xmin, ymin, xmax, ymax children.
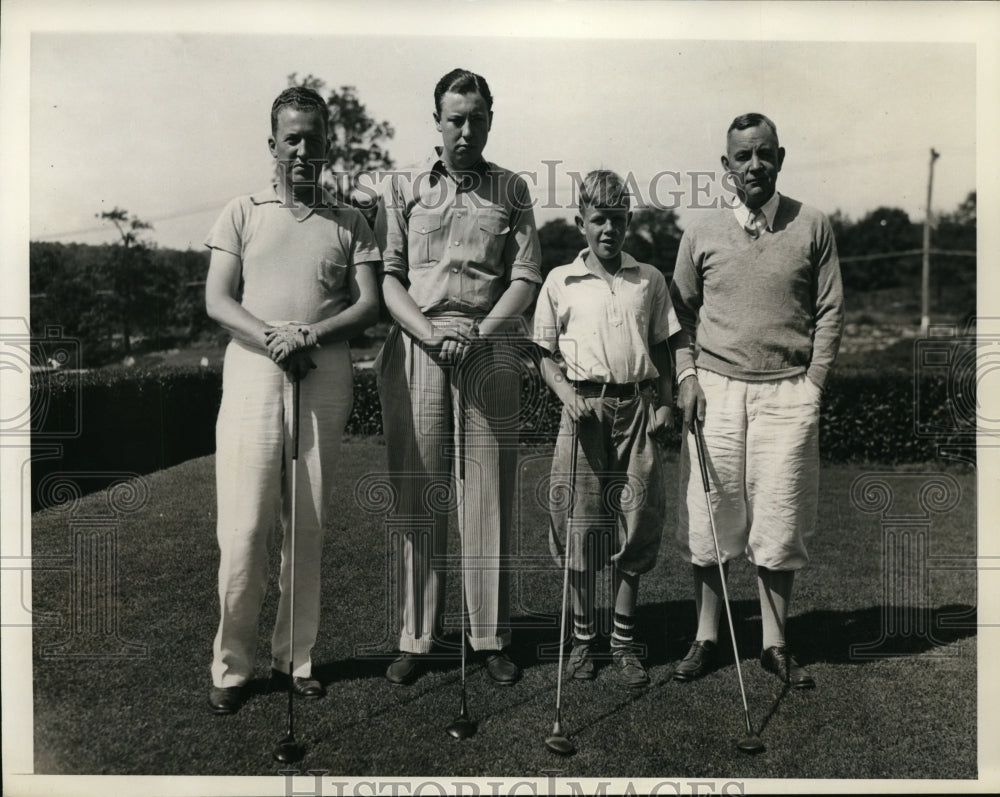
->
<box><xmin>553</xmin><ymin>420</ymin><xmax>579</xmax><ymax>717</ymax></box>
<box><xmin>693</xmin><ymin>421</ymin><xmax>754</xmax><ymax>735</ymax></box>
<box><xmin>288</xmin><ymin>375</ymin><xmax>300</xmax><ymax>735</ymax></box>
<box><xmin>457</xmin><ymin>362</ymin><xmax>467</xmax><ymax>697</ymax></box>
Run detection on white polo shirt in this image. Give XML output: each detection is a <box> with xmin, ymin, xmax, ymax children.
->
<box><xmin>532</xmin><ymin>249</ymin><xmax>680</xmax><ymax>384</ymax></box>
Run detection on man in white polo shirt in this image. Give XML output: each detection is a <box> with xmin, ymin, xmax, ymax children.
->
<box><xmin>204</xmin><ymin>86</ymin><xmax>381</xmax><ymax>714</ymax></box>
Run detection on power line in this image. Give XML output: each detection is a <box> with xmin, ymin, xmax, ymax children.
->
<box><xmin>34</xmin><ymin>200</ymin><xmax>230</xmax><ymax>241</ymax></box>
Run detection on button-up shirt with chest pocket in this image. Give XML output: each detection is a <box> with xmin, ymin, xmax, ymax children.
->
<box><xmin>377</xmin><ymin>153</ymin><xmax>542</xmax><ymax>317</ymax></box>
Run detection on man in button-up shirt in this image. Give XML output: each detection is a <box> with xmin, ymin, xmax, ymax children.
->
<box><xmin>375</xmin><ymin>68</ymin><xmax>542</xmax><ymax>687</ymax></box>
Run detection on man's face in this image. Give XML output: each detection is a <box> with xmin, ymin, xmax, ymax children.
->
<box><xmin>722</xmin><ymin>123</ymin><xmax>785</xmax><ymax>209</ymax></box>
<box><xmin>269</xmin><ymin>106</ymin><xmax>328</xmax><ymax>190</ymax></box>
<box><xmin>576</xmin><ymin>204</ymin><xmax>631</xmax><ymax>263</ymax></box>
<box><xmin>434</xmin><ymin>90</ymin><xmax>492</xmax><ymax>171</ymax></box>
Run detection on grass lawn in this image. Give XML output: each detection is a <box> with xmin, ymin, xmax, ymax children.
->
<box><xmin>30</xmin><ymin>437</ymin><xmax>976</xmax><ymax>780</ymax></box>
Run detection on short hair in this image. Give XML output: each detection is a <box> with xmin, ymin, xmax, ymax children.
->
<box><xmin>578</xmin><ymin>170</ymin><xmax>630</xmax><ymax>214</ymax></box>
<box><xmin>271</xmin><ymin>86</ymin><xmax>329</xmax><ymax>135</ymax></box>
<box><xmin>434</xmin><ymin>68</ymin><xmax>494</xmax><ymax>113</ymax></box>
<box><xmin>727</xmin><ymin>112</ymin><xmax>778</xmax><ymax>140</ymax></box>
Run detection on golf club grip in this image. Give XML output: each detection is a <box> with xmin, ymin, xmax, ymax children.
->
<box><xmin>693</xmin><ymin>421</ymin><xmax>711</xmax><ymax>493</ymax></box>
<box><xmin>292</xmin><ymin>377</ymin><xmax>300</xmax><ymax>460</ymax></box>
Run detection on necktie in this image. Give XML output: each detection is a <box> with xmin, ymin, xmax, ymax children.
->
<box><xmin>744</xmin><ymin>209</ymin><xmax>761</xmax><ymax>239</ymax></box>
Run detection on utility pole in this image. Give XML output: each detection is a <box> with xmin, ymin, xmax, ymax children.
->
<box><xmin>921</xmin><ymin>148</ymin><xmax>940</xmax><ymax>336</ymax></box>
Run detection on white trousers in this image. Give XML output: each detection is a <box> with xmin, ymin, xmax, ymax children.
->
<box><xmin>212</xmin><ymin>340</ymin><xmax>352</xmax><ymax>687</ymax></box>
<box><xmin>677</xmin><ymin>370</ymin><xmax>820</xmax><ymax>571</ymax></box>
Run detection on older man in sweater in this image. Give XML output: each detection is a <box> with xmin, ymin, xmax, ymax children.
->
<box><xmin>669</xmin><ymin>112</ymin><xmax>844</xmax><ymax>688</ymax></box>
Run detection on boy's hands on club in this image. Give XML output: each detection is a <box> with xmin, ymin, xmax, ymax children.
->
<box><xmin>561</xmin><ymin>390</ymin><xmax>595</xmax><ymax>423</ymax></box>
<box><xmin>648</xmin><ymin>404</ymin><xmax>674</xmax><ymax>444</ymax></box>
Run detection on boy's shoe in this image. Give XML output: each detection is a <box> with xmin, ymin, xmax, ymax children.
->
<box><xmin>611</xmin><ymin>647</ymin><xmax>649</xmax><ymax>688</ymax></box>
<box><xmin>567</xmin><ymin>640</ymin><xmax>596</xmax><ymax>680</ymax></box>
<box><xmin>760</xmin><ymin>646</ymin><xmax>815</xmax><ymax>689</ymax></box>
<box><xmin>672</xmin><ymin>639</ymin><xmax>718</xmax><ymax>682</ymax></box>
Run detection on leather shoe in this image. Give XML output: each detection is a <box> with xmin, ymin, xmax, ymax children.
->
<box><xmin>271</xmin><ymin>669</ymin><xmax>326</xmax><ymax>698</ymax></box>
<box><xmin>760</xmin><ymin>646</ymin><xmax>815</xmax><ymax>689</ymax></box>
<box><xmin>385</xmin><ymin>652</ymin><xmax>424</xmax><ymax>685</ymax></box>
<box><xmin>567</xmin><ymin>640</ymin><xmax>597</xmax><ymax>680</ymax></box>
<box><xmin>612</xmin><ymin>647</ymin><xmax>650</xmax><ymax>688</ymax></box>
<box><xmin>672</xmin><ymin>639</ymin><xmax>717</xmax><ymax>682</ymax></box>
<box><xmin>208</xmin><ymin>685</ymin><xmax>245</xmax><ymax>715</ymax></box>
<box><xmin>483</xmin><ymin>648</ymin><xmax>521</xmax><ymax>685</ymax></box>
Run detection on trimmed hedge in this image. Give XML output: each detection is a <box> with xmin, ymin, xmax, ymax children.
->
<box><xmin>30</xmin><ymin>362</ymin><xmax>972</xmax><ymax>508</ymax></box>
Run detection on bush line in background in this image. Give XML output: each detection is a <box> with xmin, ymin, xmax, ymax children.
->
<box><xmin>30</xmin><ymin>364</ymin><xmax>972</xmax><ymax>509</ymax></box>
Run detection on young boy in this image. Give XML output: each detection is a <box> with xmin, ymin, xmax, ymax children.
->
<box><xmin>532</xmin><ymin>170</ymin><xmax>682</xmax><ymax>687</ymax></box>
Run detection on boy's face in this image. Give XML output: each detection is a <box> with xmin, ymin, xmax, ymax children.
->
<box><xmin>576</xmin><ymin>204</ymin><xmax>631</xmax><ymax>262</ymax></box>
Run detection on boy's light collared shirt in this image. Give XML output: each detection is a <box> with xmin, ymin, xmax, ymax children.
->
<box><xmin>376</xmin><ymin>150</ymin><xmax>542</xmax><ymax>316</ymax></box>
<box><xmin>532</xmin><ymin>249</ymin><xmax>681</xmax><ymax>384</ymax></box>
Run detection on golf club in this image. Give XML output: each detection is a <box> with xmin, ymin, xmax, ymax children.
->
<box><xmin>446</xmin><ymin>359</ymin><xmax>476</xmax><ymax>740</ymax></box>
<box><xmin>545</xmin><ymin>420</ymin><xmax>579</xmax><ymax>757</ymax></box>
<box><xmin>273</xmin><ymin>374</ymin><xmax>306</xmax><ymax>764</ymax></box>
<box><xmin>692</xmin><ymin>419</ymin><xmax>765</xmax><ymax>755</ymax></box>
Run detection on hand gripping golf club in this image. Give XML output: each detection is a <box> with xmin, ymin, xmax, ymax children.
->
<box><xmin>693</xmin><ymin>420</ymin><xmax>765</xmax><ymax>755</ymax></box>
<box><xmin>545</xmin><ymin>421</ymin><xmax>579</xmax><ymax>756</ymax></box>
<box><xmin>273</xmin><ymin>375</ymin><xmax>306</xmax><ymax>764</ymax></box>
<box><xmin>446</xmin><ymin>363</ymin><xmax>476</xmax><ymax>740</ymax></box>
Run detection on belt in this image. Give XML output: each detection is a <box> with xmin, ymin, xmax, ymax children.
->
<box><xmin>570</xmin><ymin>380</ymin><xmax>655</xmax><ymax>399</ymax></box>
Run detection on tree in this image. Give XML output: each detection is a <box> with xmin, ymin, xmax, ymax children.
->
<box><xmin>538</xmin><ymin>218</ymin><xmax>584</xmax><ymax>278</ymax></box>
<box><xmin>287</xmin><ymin>72</ymin><xmax>395</xmax><ymax>204</ymax></box>
<box><xmin>622</xmin><ymin>207</ymin><xmax>684</xmax><ymax>280</ymax></box>
<box><xmin>96</xmin><ymin>207</ymin><xmax>170</xmax><ymax>355</ymax></box>
<box><xmin>834</xmin><ymin>206</ymin><xmax>921</xmax><ymax>290</ymax></box>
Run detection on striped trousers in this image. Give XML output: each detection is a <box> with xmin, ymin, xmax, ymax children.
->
<box><xmin>376</xmin><ymin>320</ymin><xmax>519</xmax><ymax>654</ymax></box>
<box><xmin>212</xmin><ymin>340</ymin><xmax>353</xmax><ymax>687</ymax></box>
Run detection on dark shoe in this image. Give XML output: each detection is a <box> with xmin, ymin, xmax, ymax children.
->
<box><xmin>567</xmin><ymin>640</ymin><xmax>596</xmax><ymax>680</ymax></box>
<box><xmin>483</xmin><ymin>648</ymin><xmax>521</xmax><ymax>685</ymax></box>
<box><xmin>612</xmin><ymin>647</ymin><xmax>650</xmax><ymax>688</ymax></box>
<box><xmin>271</xmin><ymin>669</ymin><xmax>326</xmax><ymax>698</ymax></box>
<box><xmin>673</xmin><ymin>639</ymin><xmax>718</xmax><ymax>682</ymax></box>
<box><xmin>760</xmin><ymin>646</ymin><xmax>815</xmax><ymax>689</ymax></box>
<box><xmin>208</xmin><ymin>685</ymin><xmax>245</xmax><ymax>715</ymax></box>
<box><xmin>385</xmin><ymin>652</ymin><xmax>424</xmax><ymax>685</ymax></box>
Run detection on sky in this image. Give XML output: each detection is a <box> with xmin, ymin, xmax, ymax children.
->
<box><xmin>25</xmin><ymin>21</ymin><xmax>979</xmax><ymax>252</ymax></box>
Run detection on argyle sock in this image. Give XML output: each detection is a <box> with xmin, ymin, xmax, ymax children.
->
<box><xmin>758</xmin><ymin>567</ymin><xmax>794</xmax><ymax>650</ymax></box>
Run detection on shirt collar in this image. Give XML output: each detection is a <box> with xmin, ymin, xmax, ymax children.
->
<box><xmin>250</xmin><ymin>183</ymin><xmax>334</xmax><ymax>221</ymax></box>
<box><xmin>565</xmin><ymin>248</ymin><xmax>640</xmax><ymax>277</ymax></box>
<box><xmin>428</xmin><ymin>147</ymin><xmax>492</xmax><ymax>181</ymax></box>
<box><xmin>733</xmin><ymin>192</ymin><xmax>781</xmax><ymax>231</ymax></box>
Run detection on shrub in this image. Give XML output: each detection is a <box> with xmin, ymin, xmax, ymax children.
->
<box><xmin>30</xmin><ymin>362</ymin><xmax>970</xmax><ymax>509</ymax></box>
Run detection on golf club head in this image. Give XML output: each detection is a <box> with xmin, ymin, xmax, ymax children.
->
<box><xmin>445</xmin><ymin>715</ymin><xmax>477</xmax><ymax>740</ymax></box>
<box><xmin>544</xmin><ymin>734</ymin><xmax>576</xmax><ymax>756</ymax></box>
<box><xmin>737</xmin><ymin>734</ymin><xmax>765</xmax><ymax>754</ymax></box>
<box><xmin>272</xmin><ymin>735</ymin><xmax>305</xmax><ymax>763</ymax></box>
